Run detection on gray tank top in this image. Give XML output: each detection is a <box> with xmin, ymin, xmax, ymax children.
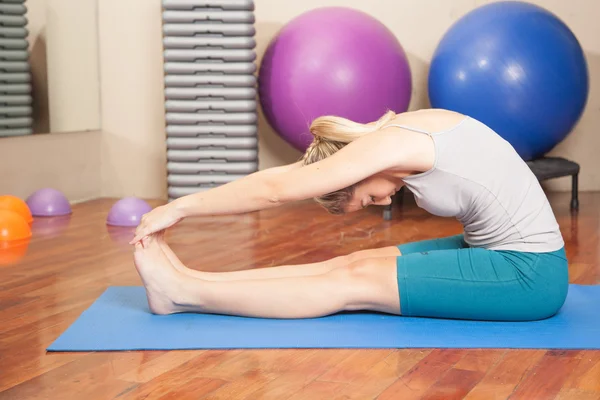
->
<box><xmin>386</xmin><ymin>116</ymin><xmax>564</xmax><ymax>253</ymax></box>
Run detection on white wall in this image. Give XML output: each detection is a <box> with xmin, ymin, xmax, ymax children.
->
<box><xmin>0</xmin><ymin>131</ymin><xmax>102</xmax><ymax>201</ymax></box>
<box><xmin>46</xmin><ymin>0</ymin><xmax>101</xmax><ymax>132</ymax></box>
<box><xmin>97</xmin><ymin>0</ymin><xmax>167</xmax><ymax>199</ymax></box>
<box><xmin>24</xmin><ymin>0</ymin><xmax>101</xmax><ymax>134</ymax></box>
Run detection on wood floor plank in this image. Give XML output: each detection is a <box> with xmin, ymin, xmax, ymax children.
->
<box><xmin>280</xmin><ymin>349</ymin><xmax>357</xmax><ymax>381</ymax></box>
<box><xmin>317</xmin><ymin>349</ymin><xmax>395</xmax><ymax>383</ymax></box>
<box><xmin>561</xmin><ymin>351</ymin><xmax>600</xmax><ymax>392</ymax></box>
<box><xmin>117</xmin><ymin>350</ymin><xmax>202</xmax><ymax>383</ymax></box>
<box><xmin>463</xmin><ymin>350</ymin><xmax>546</xmax><ymax>400</ymax></box>
<box><xmin>201</xmin><ymin>349</ymin><xmax>314</xmax><ymax>376</ymax></box>
<box><xmin>115</xmin><ymin>351</ymin><xmax>230</xmax><ymax>399</ymax></box>
<box><xmin>156</xmin><ymin>377</ymin><xmax>228</xmax><ymax>400</ymax></box>
<box><xmin>0</xmin><ymin>352</ymin><xmax>141</xmax><ymax>399</ymax></box>
<box><xmin>287</xmin><ymin>380</ymin><xmax>351</xmax><ymax>400</ymax></box>
<box><xmin>201</xmin><ymin>370</ymin><xmax>280</xmax><ymax>400</ymax></box>
<box><xmin>377</xmin><ymin>349</ymin><xmax>468</xmax><ymax>400</ymax></box>
<box><xmin>420</xmin><ymin>367</ymin><xmax>485</xmax><ymax>400</ymax></box>
<box><xmin>0</xmin><ymin>352</ymin><xmax>85</xmax><ymax>393</ymax></box>
<box><xmin>325</xmin><ymin>350</ymin><xmax>430</xmax><ymax>400</ymax></box>
<box><xmin>186</xmin><ymin>349</ymin><xmax>292</xmax><ymax>381</ymax></box>
<box><xmin>240</xmin><ymin>372</ymin><xmax>316</xmax><ymax>400</ymax></box>
<box><xmin>454</xmin><ymin>350</ymin><xmax>506</xmax><ymax>373</ymax></box>
<box><xmin>556</xmin><ymin>388</ymin><xmax>600</xmax><ymax>400</ymax></box>
<box><xmin>508</xmin><ymin>351</ymin><xmax>582</xmax><ymax>399</ymax></box>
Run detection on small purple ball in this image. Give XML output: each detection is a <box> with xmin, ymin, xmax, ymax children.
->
<box><xmin>26</xmin><ymin>188</ymin><xmax>72</xmax><ymax>217</ymax></box>
<box><xmin>106</xmin><ymin>197</ymin><xmax>152</xmax><ymax>227</ymax></box>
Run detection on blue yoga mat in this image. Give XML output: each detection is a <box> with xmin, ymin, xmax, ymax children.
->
<box><xmin>48</xmin><ymin>284</ymin><xmax>600</xmax><ymax>351</ymax></box>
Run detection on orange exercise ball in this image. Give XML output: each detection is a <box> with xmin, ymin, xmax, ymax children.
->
<box><xmin>0</xmin><ymin>195</ymin><xmax>33</xmax><ymax>224</ymax></box>
<box><xmin>0</xmin><ymin>238</ymin><xmax>30</xmax><ymax>265</ymax></box>
<box><xmin>0</xmin><ymin>209</ymin><xmax>32</xmax><ymax>241</ymax></box>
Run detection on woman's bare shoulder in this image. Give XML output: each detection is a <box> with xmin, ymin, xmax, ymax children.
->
<box><xmin>387</xmin><ymin>109</ymin><xmax>466</xmax><ymax>133</ymax></box>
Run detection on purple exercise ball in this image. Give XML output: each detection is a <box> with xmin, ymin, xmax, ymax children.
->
<box><xmin>258</xmin><ymin>7</ymin><xmax>412</xmax><ymax>152</ymax></box>
<box><xmin>26</xmin><ymin>188</ymin><xmax>72</xmax><ymax>217</ymax></box>
<box><xmin>106</xmin><ymin>197</ymin><xmax>152</xmax><ymax>227</ymax></box>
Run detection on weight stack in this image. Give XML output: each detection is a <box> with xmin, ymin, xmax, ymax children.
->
<box><xmin>0</xmin><ymin>0</ymin><xmax>32</xmax><ymax>137</ymax></box>
<box><xmin>162</xmin><ymin>0</ymin><xmax>258</xmax><ymax>201</ymax></box>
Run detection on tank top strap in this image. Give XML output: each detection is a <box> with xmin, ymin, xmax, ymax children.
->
<box><xmin>382</xmin><ymin>123</ymin><xmax>431</xmax><ymax>135</ymax></box>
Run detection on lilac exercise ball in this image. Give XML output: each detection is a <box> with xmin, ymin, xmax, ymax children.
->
<box><xmin>106</xmin><ymin>197</ymin><xmax>152</xmax><ymax>227</ymax></box>
<box><xmin>258</xmin><ymin>7</ymin><xmax>412</xmax><ymax>152</ymax></box>
<box><xmin>26</xmin><ymin>188</ymin><xmax>72</xmax><ymax>217</ymax></box>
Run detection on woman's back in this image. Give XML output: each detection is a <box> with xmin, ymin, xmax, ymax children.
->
<box><xmin>389</xmin><ymin>108</ymin><xmax>467</xmax><ymax>133</ymax></box>
<box><xmin>392</xmin><ymin>114</ymin><xmax>564</xmax><ymax>253</ymax></box>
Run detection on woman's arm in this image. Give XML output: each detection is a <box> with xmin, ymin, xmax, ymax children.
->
<box><xmin>130</xmin><ymin>161</ymin><xmax>306</xmax><ymax>243</ymax></box>
<box><xmin>172</xmin><ymin>129</ymin><xmax>417</xmax><ymax>217</ymax></box>
<box><xmin>170</xmin><ymin>160</ymin><xmax>304</xmax><ymax>217</ymax></box>
<box><xmin>131</xmin><ymin>129</ymin><xmax>421</xmax><ymax>243</ymax></box>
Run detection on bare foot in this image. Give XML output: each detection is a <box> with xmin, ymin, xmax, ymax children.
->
<box><xmin>133</xmin><ymin>234</ymin><xmax>200</xmax><ymax>315</ymax></box>
<box><xmin>155</xmin><ymin>232</ymin><xmax>207</xmax><ymax>279</ymax></box>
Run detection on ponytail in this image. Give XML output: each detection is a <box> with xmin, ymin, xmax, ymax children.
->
<box><xmin>309</xmin><ymin>110</ymin><xmax>396</xmax><ymax>144</ymax></box>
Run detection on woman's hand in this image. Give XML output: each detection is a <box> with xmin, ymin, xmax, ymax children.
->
<box><xmin>129</xmin><ymin>204</ymin><xmax>184</xmax><ymax>244</ymax></box>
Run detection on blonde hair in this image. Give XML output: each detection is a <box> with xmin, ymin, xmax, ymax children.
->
<box><xmin>302</xmin><ymin>110</ymin><xmax>396</xmax><ymax>214</ymax></box>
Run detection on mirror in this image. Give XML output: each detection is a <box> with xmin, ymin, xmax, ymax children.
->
<box><xmin>1</xmin><ymin>0</ymin><xmax>100</xmax><ymax>138</ymax></box>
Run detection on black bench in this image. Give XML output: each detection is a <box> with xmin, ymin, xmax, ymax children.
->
<box><xmin>383</xmin><ymin>156</ymin><xmax>580</xmax><ymax>220</ymax></box>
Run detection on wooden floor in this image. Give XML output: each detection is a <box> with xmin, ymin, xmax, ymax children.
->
<box><xmin>1</xmin><ymin>192</ymin><xmax>599</xmax><ymax>399</ymax></box>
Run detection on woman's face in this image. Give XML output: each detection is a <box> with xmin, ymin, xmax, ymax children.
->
<box><xmin>345</xmin><ymin>174</ymin><xmax>403</xmax><ymax>213</ymax></box>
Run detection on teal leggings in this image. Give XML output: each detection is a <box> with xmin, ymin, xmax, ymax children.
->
<box><xmin>396</xmin><ymin>234</ymin><xmax>569</xmax><ymax>321</ymax></box>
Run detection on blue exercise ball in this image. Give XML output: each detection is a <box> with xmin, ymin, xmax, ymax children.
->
<box><xmin>428</xmin><ymin>1</ymin><xmax>589</xmax><ymax>160</ymax></box>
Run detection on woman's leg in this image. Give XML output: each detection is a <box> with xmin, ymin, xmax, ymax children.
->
<box><xmin>133</xmin><ymin>234</ymin><xmax>400</xmax><ymax>318</ymax></box>
<box><xmin>156</xmin><ymin>232</ymin><xmax>400</xmax><ymax>281</ymax></box>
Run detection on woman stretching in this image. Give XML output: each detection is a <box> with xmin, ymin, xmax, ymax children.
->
<box><xmin>130</xmin><ymin>108</ymin><xmax>568</xmax><ymax>321</ymax></box>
